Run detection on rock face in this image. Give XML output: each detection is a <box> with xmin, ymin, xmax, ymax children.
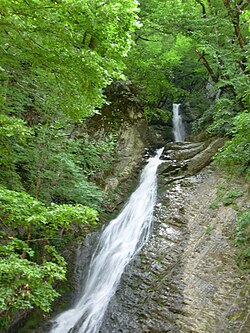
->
<box><xmin>104</xmin><ymin>119</ymin><xmax>148</xmax><ymax>193</ymax></box>
<box><xmin>100</xmin><ymin>143</ymin><xmax>250</xmax><ymax>333</ymax></box>
<box><xmin>85</xmin><ymin>81</ymin><xmax>165</xmax><ymax>213</ymax></box>
<box><xmin>161</xmin><ymin>138</ymin><xmax>226</xmax><ymax>176</ymax></box>
<box><xmin>101</xmin><ymin>115</ymin><xmax>162</xmax><ymax>214</ymax></box>
<box><xmin>186</xmin><ymin>137</ymin><xmax>226</xmax><ymax>175</ymax></box>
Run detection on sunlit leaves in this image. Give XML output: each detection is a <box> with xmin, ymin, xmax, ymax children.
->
<box><xmin>0</xmin><ymin>240</ymin><xmax>66</xmax><ymax>313</ymax></box>
<box><xmin>213</xmin><ymin>111</ymin><xmax>250</xmax><ymax>177</ymax></box>
<box><xmin>0</xmin><ymin>184</ymin><xmax>99</xmax><ymax>315</ymax></box>
<box><xmin>125</xmin><ymin>2</ymin><xmax>202</xmax><ymax>110</ymax></box>
<box><xmin>234</xmin><ymin>210</ymin><xmax>250</xmax><ymax>268</ymax></box>
<box><xmin>0</xmin><ymin>0</ymin><xmax>140</xmax><ymax>119</ymax></box>
<box><xmin>0</xmin><ymin>115</ymin><xmax>32</xmax><ymax>141</ymax></box>
<box><xmin>0</xmin><ymin>185</ymin><xmax>99</xmax><ymax>236</ymax></box>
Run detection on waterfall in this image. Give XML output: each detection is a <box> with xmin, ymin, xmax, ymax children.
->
<box><xmin>172</xmin><ymin>103</ymin><xmax>186</xmax><ymax>142</ymax></box>
<box><xmin>49</xmin><ymin>148</ymin><xmax>164</xmax><ymax>333</ymax></box>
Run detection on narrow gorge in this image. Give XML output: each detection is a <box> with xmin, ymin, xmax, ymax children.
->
<box><xmin>48</xmin><ymin>149</ymin><xmax>164</xmax><ymax>333</ymax></box>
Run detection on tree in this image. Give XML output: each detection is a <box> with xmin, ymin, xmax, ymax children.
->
<box><xmin>124</xmin><ymin>0</ymin><xmax>208</xmax><ymax>119</ymax></box>
<box><xmin>125</xmin><ymin>0</ymin><xmax>250</xmax><ymax>175</ymax></box>
<box><xmin>213</xmin><ymin>111</ymin><xmax>250</xmax><ymax>178</ymax></box>
<box><xmin>0</xmin><ymin>1</ymin><xmax>140</xmax><ymax>325</ymax></box>
<box><xmin>0</xmin><ymin>186</ymin><xmax>98</xmax><ymax>326</ymax></box>
<box><xmin>0</xmin><ymin>0</ymin><xmax>140</xmax><ymax>119</ymax></box>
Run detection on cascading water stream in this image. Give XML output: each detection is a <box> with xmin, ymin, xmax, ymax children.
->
<box><xmin>49</xmin><ymin>148</ymin><xmax>164</xmax><ymax>333</ymax></box>
<box><xmin>172</xmin><ymin>103</ymin><xmax>186</xmax><ymax>142</ymax></box>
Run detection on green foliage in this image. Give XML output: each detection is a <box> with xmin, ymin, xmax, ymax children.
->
<box><xmin>0</xmin><ymin>115</ymin><xmax>32</xmax><ymax>140</ymax></box>
<box><xmin>0</xmin><ymin>116</ymin><xmax>117</xmax><ymax>208</ymax></box>
<box><xmin>144</xmin><ymin>107</ymin><xmax>171</xmax><ymax>123</ymax></box>
<box><xmin>44</xmin><ymin>203</ymin><xmax>99</xmax><ymax>236</ymax></box>
<box><xmin>0</xmin><ymin>1</ymin><xmax>128</xmax><ymax>322</ymax></box>
<box><xmin>0</xmin><ymin>0</ymin><xmax>132</xmax><ymax>209</ymax></box>
<box><xmin>207</xmin><ymin>97</ymin><xmax>238</xmax><ymax>135</ymax></box>
<box><xmin>222</xmin><ymin>189</ymin><xmax>243</xmax><ymax>206</ymax></box>
<box><xmin>130</xmin><ymin>0</ymin><xmax>249</xmax><ymax>174</ymax></box>
<box><xmin>0</xmin><ymin>186</ymin><xmax>99</xmax><ymax>240</ymax></box>
<box><xmin>0</xmin><ymin>0</ymin><xmax>249</xmax><ymax>325</ymax></box>
<box><xmin>0</xmin><ymin>0</ymin><xmax>137</xmax><ymax>206</ymax></box>
<box><xmin>78</xmin><ymin>133</ymin><xmax>117</xmax><ymax>177</ymax></box>
<box><xmin>0</xmin><ymin>186</ymin><xmax>44</xmax><ymax>232</ymax></box>
<box><xmin>0</xmin><ymin>13</ymin><xmax>132</xmax><ymax>298</ymax></box>
<box><xmin>205</xmin><ymin>224</ymin><xmax>213</xmax><ymax>235</ymax></box>
<box><xmin>209</xmin><ymin>183</ymin><xmax>244</xmax><ymax>209</ymax></box>
<box><xmin>208</xmin><ymin>183</ymin><xmax>249</xmax><ymax>268</ymax></box>
<box><xmin>0</xmin><ymin>0</ymin><xmax>140</xmax><ymax>119</ymax></box>
<box><xmin>0</xmin><ymin>185</ymin><xmax>99</xmax><ymax>322</ymax></box>
<box><xmin>125</xmin><ymin>25</ymin><xmax>203</xmax><ymax>114</ymax></box>
<box><xmin>235</xmin><ymin>210</ymin><xmax>250</xmax><ymax>269</ymax></box>
<box><xmin>0</xmin><ymin>115</ymin><xmax>33</xmax><ymax>190</ymax></box>
<box><xmin>214</xmin><ymin>112</ymin><xmax>250</xmax><ymax>178</ymax></box>
<box><xmin>15</xmin><ymin>121</ymin><xmax>107</xmax><ymax>207</ymax></box>
<box><xmin>0</xmin><ymin>240</ymin><xmax>66</xmax><ymax>314</ymax></box>
<box><xmin>209</xmin><ymin>182</ymin><xmax>227</xmax><ymax>209</ymax></box>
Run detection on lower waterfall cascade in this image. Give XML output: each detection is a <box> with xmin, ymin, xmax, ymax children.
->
<box><xmin>13</xmin><ymin>140</ymin><xmax>249</xmax><ymax>333</ymax></box>
<box><xmin>49</xmin><ymin>148</ymin><xmax>164</xmax><ymax>333</ymax></box>
<box><xmin>97</xmin><ymin>140</ymin><xmax>250</xmax><ymax>333</ymax></box>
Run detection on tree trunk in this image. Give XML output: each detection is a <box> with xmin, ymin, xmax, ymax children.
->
<box><xmin>195</xmin><ymin>49</ymin><xmax>219</xmax><ymax>82</ymax></box>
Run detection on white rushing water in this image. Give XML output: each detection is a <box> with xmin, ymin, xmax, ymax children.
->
<box><xmin>49</xmin><ymin>148</ymin><xmax>164</xmax><ymax>333</ymax></box>
<box><xmin>172</xmin><ymin>103</ymin><xmax>185</xmax><ymax>142</ymax></box>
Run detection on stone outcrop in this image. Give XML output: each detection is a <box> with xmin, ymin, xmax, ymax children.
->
<box><xmin>159</xmin><ymin>138</ymin><xmax>226</xmax><ymax>184</ymax></box>
<box><xmin>186</xmin><ymin>137</ymin><xmax>226</xmax><ymax>175</ymax></box>
<box><xmin>84</xmin><ymin>81</ymin><xmax>164</xmax><ymax>213</ymax></box>
<box><xmin>104</xmin><ymin>119</ymin><xmax>148</xmax><ymax>193</ymax></box>
<box><xmin>101</xmin><ymin>115</ymin><xmax>159</xmax><ymax>213</ymax></box>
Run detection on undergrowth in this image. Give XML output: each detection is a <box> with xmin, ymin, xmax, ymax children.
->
<box><xmin>235</xmin><ymin>210</ymin><xmax>250</xmax><ymax>269</ymax></box>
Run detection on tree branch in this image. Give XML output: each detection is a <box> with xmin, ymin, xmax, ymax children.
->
<box><xmin>222</xmin><ymin>0</ymin><xmax>246</xmax><ymax>49</ymax></box>
<box><xmin>195</xmin><ymin>0</ymin><xmax>207</xmax><ymax>18</ymax></box>
<box><xmin>195</xmin><ymin>49</ymin><xmax>219</xmax><ymax>82</ymax></box>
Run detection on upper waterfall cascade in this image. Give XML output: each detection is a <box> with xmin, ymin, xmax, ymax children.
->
<box><xmin>49</xmin><ymin>148</ymin><xmax>164</xmax><ymax>333</ymax></box>
<box><xmin>172</xmin><ymin>103</ymin><xmax>186</xmax><ymax>142</ymax></box>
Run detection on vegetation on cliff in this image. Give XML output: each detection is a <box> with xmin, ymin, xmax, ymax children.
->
<box><xmin>0</xmin><ymin>0</ymin><xmax>249</xmax><ymax>328</ymax></box>
<box><xmin>125</xmin><ymin>0</ymin><xmax>249</xmax><ymax>177</ymax></box>
<box><xmin>0</xmin><ymin>0</ymin><xmax>140</xmax><ymax>327</ymax></box>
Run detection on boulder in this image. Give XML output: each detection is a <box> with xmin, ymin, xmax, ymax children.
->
<box><xmin>164</xmin><ymin>142</ymin><xmax>206</xmax><ymax>161</ymax></box>
<box><xmin>186</xmin><ymin>137</ymin><xmax>226</xmax><ymax>175</ymax></box>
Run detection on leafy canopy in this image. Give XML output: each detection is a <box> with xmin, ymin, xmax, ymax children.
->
<box><xmin>0</xmin><ymin>0</ymin><xmax>140</xmax><ymax>119</ymax></box>
<box><xmin>0</xmin><ymin>0</ymin><xmax>140</xmax><ymax>323</ymax></box>
<box><xmin>125</xmin><ymin>0</ymin><xmax>250</xmax><ymax>176</ymax></box>
<box><xmin>0</xmin><ymin>185</ymin><xmax>98</xmax><ymax>319</ymax></box>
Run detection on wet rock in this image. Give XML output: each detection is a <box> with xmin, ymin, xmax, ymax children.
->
<box><xmin>159</xmin><ymin>138</ymin><xmax>226</xmax><ymax>185</ymax></box>
<box><xmin>19</xmin><ymin>135</ymin><xmax>248</xmax><ymax>333</ymax></box>
<box><xmin>100</xmin><ymin>167</ymin><xmax>250</xmax><ymax>333</ymax></box>
<box><xmin>186</xmin><ymin>137</ymin><xmax>226</xmax><ymax>175</ymax></box>
<box><xmin>164</xmin><ymin>141</ymin><xmax>206</xmax><ymax>161</ymax></box>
